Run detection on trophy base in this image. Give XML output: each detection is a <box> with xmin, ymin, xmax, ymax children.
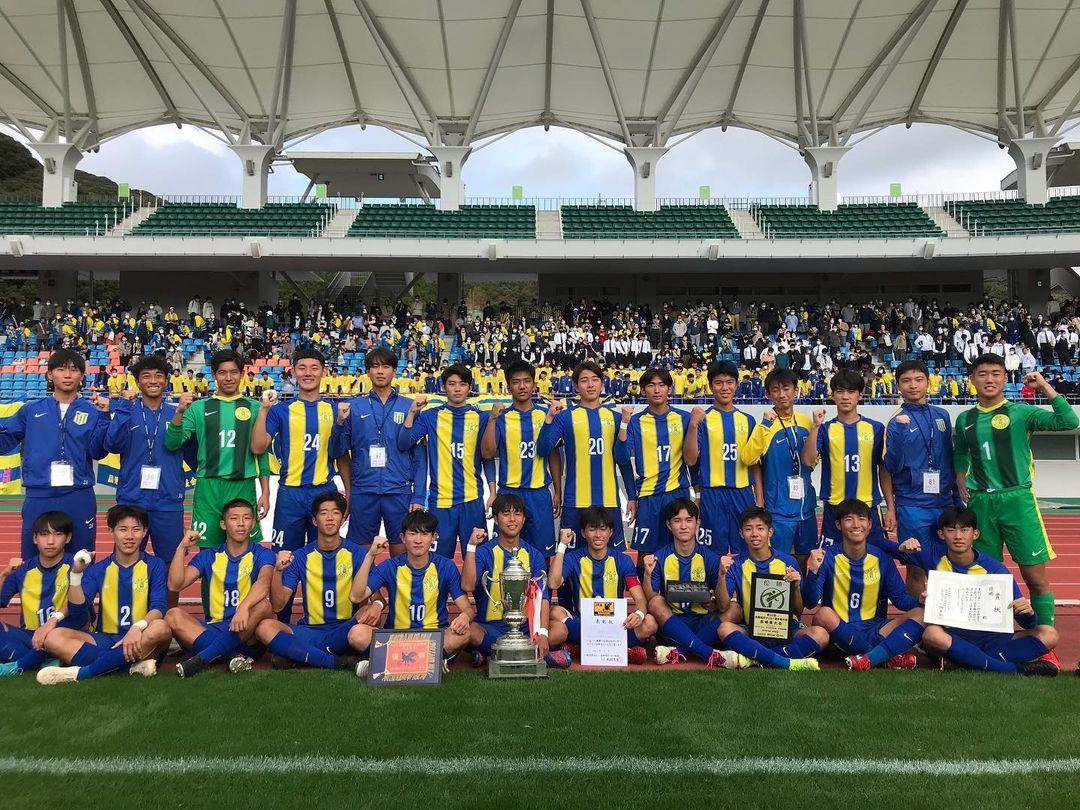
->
<box><xmin>487</xmin><ymin>657</ymin><xmax>548</xmax><ymax>679</ymax></box>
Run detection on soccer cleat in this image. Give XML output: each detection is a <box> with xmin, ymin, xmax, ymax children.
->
<box><xmin>788</xmin><ymin>658</ymin><xmax>820</xmax><ymax>672</ymax></box>
<box><xmin>563</xmin><ymin>644</ymin><xmax>581</xmax><ymax>659</ymax></box>
<box><xmin>128</xmin><ymin>660</ymin><xmax>157</xmax><ymax>678</ymax></box>
<box><xmin>35</xmin><ymin>666</ymin><xmax>79</xmax><ymax>685</ymax></box>
<box><xmin>355</xmin><ymin>660</ymin><xmax>370</xmax><ymax>679</ymax></box>
<box><xmin>627</xmin><ymin>646</ymin><xmax>647</xmax><ymax>666</ymax></box>
<box><xmin>441</xmin><ymin>659</ymin><xmax>450</xmax><ymax>675</ymax></box>
<box><xmin>1019</xmin><ymin>657</ymin><xmax>1059</xmax><ymax>677</ymax></box>
<box><xmin>545</xmin><ymin>650</ymin><xmax>572</xmax><ymax>669</ymax></box>
<box><xmin>885</xmin><ymin>653</ymin><xmax>917</xmax><ymax>670</ymax></box>
<box><xmin>175</xmin><ymin>656</ymin><xmax>208</xmax><ymax>678</ymax></box>
<box><xmin>270</xmin><ymin>654</ymin><xmax>298</xmax><ymax>670</ymax></box>
<box><xmin>470</xmin><ymin>651</ymin><xmax>486</xmax><ymax>668</ymax></box>
<box><xmin>1042</xmin><ymin>650</ymin><xmax>1062</xmax><ymax>670</ymax></box>
<box><xmin>846</xmin><ymin>654</ymin><xmax>871</xmax><ymax>671</ymax></box>
<box><xmin>333</xmin><ymin>655</ymin><xmax>358</xmax><ymax>671</ymax></box>
<box><xmin>654</xmin><ymin>645</ymin><xmax>686</xmax><ymax>665</ymax></box>
<box><xmin>228</xmin><ymin>655</ymin><xmax>254</xmax><ymax>674</ymax></box>
<box><xmin>706</xmin><ymin>649</ymin><xmax>739</xmax><ymax>669</ymax></box>
<box><xmin>0</xmin><ymin>662</ymin><xmax>24</xmax><ymax>677</ymax></box>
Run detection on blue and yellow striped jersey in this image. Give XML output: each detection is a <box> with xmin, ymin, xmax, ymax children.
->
<box><xmin>740</xmin><ymin>411</ymin><xmax>816</xmax><ymax>518</ymax></box>
<box><xmin>368</xmin><ymin>554</ymin><xmax>465</xmax><ymax>630</ymax></box>
<box><xmin>817</xmin><ymin>417</ymin><xmax>884</xmax><ymax>506</ymax></box>
<box><xmin>538</xmin><ymin>404</ymin><xmax>633</xmax><ymax>508</ymax></box>
<box><xmin>0</xmin><ymin>554</ymin><xmax>72</xmax><ymax>630</ymax></box>
<box><xmin>264</xmin><ymin>398</ymin><xmax>337</xmax><ymax>487</ymax></box>
<box><xmin>399</xmin><ymin>404</ymin><xmax>493</xmax><ymax>509</ymax></box>
<box><xmin>559</xmin><ymin>546</ymin><xmax>640</xmax><ymax>614</ymax></box>
<box><xmin>803</xmin><ymin>546</ymin><xmax>916</xmax><ymax>622</ymax></box>
<box><xmin>473</xmin><ymin>540</ymin><xmax>549</xmax><ymax>623</ymax></box>
<box><xmin>724</xmin><ymin>550</ymin><xmax>797</xmax><ymax>607</ymax></box>
<box><xmin>619</xmin><ymin>409</ymin><xmax>691</xmax><ymax>498</ymax></box>
<box><xmin>81</xmin><ymin>553</ymin><xmax>167</xmax><ymax>634</ymax></box>
<box><xmin>494</xmin><ymin>406</ymin><xmax>551</xmax><ymax>490</ymax></box>
<box><xmin>696</xmin><ymin>407</ymin><xmax>756</xmax><ymax>489</ymax></box>
<box><xmin>649</xmin><ymin>542</ymin><xmax>721</xmax><ymax>616</ymax></box>
<box><xmin>189</xmin><ymin>542</ymin><xmax>275</xmax><ymax>623</ymax></box>
<box><xmin>281</xmin><ymin>541</ymin><xmax>365</xmax><ymax>626</ymax></box>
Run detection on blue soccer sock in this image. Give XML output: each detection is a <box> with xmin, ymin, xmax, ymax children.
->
<box><xmin>866</xmin><ymin>619</ymin><xmax>923</xmax><ymax>666</ymax></box>
<box><xmin>191</xmin><ymin>628</ymin><xmax>218</xmax><ymax>656</ymax></box>
<box><xmin>14</xmin><ymin>649</ymin><xmax>50</xmax><ymax>671</ymax></box>
<box><xmin>267</xmin><ymin>632</ymin><xmax>335</xmax><ymax>669</ymax></box>
<box><xmin>196</xmin><ymin>629</ymin><xmax>242</xmax><ymax>664</ymax></box>
<box><xmin>945</xmin><ymin>635</ymin><xmax>1016</xmax><ymax>673</ymax></box>
<box><xmin>76</xmin><ymin>645</ymin><xmax>130</xmax><ymax>680</ymax></box>
<box><xmin>70</xmin><ymin>643</ymin><xmax>101</xmax><ymax>667</ymax></box>
<box><xmin>779</xmin><ymin>633</ymin><xmax>822</xmax><ymax>659</ymax></box>
<box><xmin>660</xmin><ymin>616</ymin><xmax>714</xmax><ymax>662</ymax></box>
<box><xmin>723</xmin><ymin>630</ymin><xmax>792</xmax><ymax>669</ymax></box>
<box><xmin>998</xmin><ymin>635</ymin><xmax>1049</xmax><ymax>663</ymax></box>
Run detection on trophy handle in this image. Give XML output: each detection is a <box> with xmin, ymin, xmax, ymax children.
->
<box><xmin>481</xmin><ymin>571</ymin><xmax>502</xmax><ymax>611</ymax></box>
<box><xmin>534</xmin><ymin>571</ymin><xmax>547</xmax><ymax>593</ymax></box>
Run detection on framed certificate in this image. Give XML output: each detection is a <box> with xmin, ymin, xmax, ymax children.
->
<box><xmin>368</xmin><ymin>629</ymin><xmax>444</xmax><ymax>686</ymax></box>
<box><xmin>747</xmin><ymin>573</ymin><xmax>795</xmax><ymax>643</ymax></box>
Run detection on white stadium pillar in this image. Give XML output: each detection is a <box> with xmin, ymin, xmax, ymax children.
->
<box><xmin>230</xmin><ymin>144</ymin><xmax>276</xmax><ymax>209</ymax></box>
<box><xmin>429</xmin><ymin>146</ymin><xmax>472</xmax><ymax>211</ymax></box>
<box><xmin>624</xmin><ymin>147</ymin><xmax>669</xmax><ymax>212</ymax></box>
<box><xmin>803</xmin><ymin>146</ymin><xmax>851</xmax><ymax>211</ymax></box>
<box><xmin>1007</xmin><ymin>137</ymin><xmax>1059</xmax><ymax>205</ymax></box>
<box><xmin>30</xmin><ymin>143</ymin><xmax>83</xmax><ymax>207</ymax></box>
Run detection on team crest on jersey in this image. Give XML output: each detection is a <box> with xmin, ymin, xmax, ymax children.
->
<box><xmin>393</xmin><ymin>412</ymin><xmax>405</xmax><ymax>424</ymax></box>
<box><xmin>132</xmin><ymin>577</ymin><xmax>147</xmax><ymax>593</ymax></box>
<box><xmin>991</xmin><ymin>413</ymin><xmax>1010</xmax><ymax>430</ymax></box>
<box><xmin>73</xmin><ymin>411</ymin><xmax>88</xmax><ymax>426</ymax></box>
<box><xmin>234</xmin><ymin>406</ymin><xmax>252</xmax><ymax>421</ymax></box>
<box><xmin>863</xmin><ymin>567</ymin><xmax>879</xmax><ymax>584</ymax></box>
<box><xmin>603</xmin><ymin>568</ymin><xmax>618</xmax><ymax>585</ymax></box>
<box><xmin>935</xmin><ymin>418</ymin><xmax>946</xmax><ymax>431</ymax></box>
<box><xmin>238</xmin><ymin>558</ymin><xmax>253</xmax><ymax>580</ymax></box>
<box><xmin>336</xmin><ymin>562</ymin><xmax>351</xmax><ymax>578</ymax></box>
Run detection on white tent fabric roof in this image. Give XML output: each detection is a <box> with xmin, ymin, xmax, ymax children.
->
<box><xmin>2</xmin><ymin>0</ymin><xmax>1080</xmax><ymax>151</ymax></box>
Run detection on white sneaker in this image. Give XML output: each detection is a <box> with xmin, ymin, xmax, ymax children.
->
<box><xmin>36</xmin><ymin>666</ymin><xmax>79</xmax><ymax>685</ymax></box>
<box><xmin>228</xmin><ymin>655</ymin><xmax>254</xmax><ymax>674</ymax></box>
<box><xmin>129</xmin><ymin>660</ymin><xmax>158</xmax><ymax>678</ymax></box>
<box><xmin>354</xmin><ymin>660</ymin><xmax>370</xmax><ymax>679</ymax></box>
<box><xmin>654</xmin><ymin>645</ymin><xmax>686</xmax><ymax>665</ymax></box>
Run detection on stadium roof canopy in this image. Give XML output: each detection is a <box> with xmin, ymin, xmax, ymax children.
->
<box><xmin>3</xmin><ymin>0</ymin><xmax>1080</xmax><ymax>153</ymax></box>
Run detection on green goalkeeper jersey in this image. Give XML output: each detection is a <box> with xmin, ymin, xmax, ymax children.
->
<box><xmin>953</xmin><ymin>395</ymin><xmax>1078</xmax><ymax>492</ymax></box>
<box><xmin>164</xmin><ymin>395</ymin><xmax>270</xmax><ymax>480</ymax></box>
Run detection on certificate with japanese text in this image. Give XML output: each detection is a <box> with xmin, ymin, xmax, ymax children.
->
<box><xmin>924</xmin><ymin>570</ymin><xmax>1014</xmax><ymax>634</ymax></box>
<box><xmin>580</xmin><ymin>598</ymin><xmax>628</xmax><ymax>667</ymax></box>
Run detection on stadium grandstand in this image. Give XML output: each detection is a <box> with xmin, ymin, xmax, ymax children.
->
<box><xmin>1</xmin><ymin>1</ymin><xmax>1080</xmax><ymax>804</ymax></box>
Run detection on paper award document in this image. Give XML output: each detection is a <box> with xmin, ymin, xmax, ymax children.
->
<box><xmin>924</xmin><ymin>570</ymin><xmax>1014</xmax><ymax>634</ymax></box>
<box><xmin>580</xmin><ymin>598</ymin><xmax>628</xmax><ymax>667</ymax></box>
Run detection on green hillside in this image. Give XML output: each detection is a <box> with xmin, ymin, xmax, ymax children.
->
<box><xmin>0</xmin><ymin>131</ymin><xmax>152</xmax><ymax>200</ymax></box>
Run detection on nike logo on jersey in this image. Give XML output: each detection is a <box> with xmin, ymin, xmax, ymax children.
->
<box><xmin>360</xmin><ymin>414</ymin><xmax>370</xmax><ymax>419</ymax></box>
<box><xmin>33</xmin><ymin>413</ymin><xmax>45</xmax><ymax>418</ymax></box>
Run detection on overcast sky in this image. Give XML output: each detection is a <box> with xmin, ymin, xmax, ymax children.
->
<box><xmin>1</xmin><ymin>120</ymin><xmax>1044</xmax><ymax>201</ymax></box>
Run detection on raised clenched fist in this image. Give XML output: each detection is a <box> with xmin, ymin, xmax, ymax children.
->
<box><xmin>176</xmin><ymin>391</ymin><xmax>195</xmax><ymax>414</ymax></box>
<box><xmin>812</xmin><ymin>408</ymin><xmax>826</xmax><ymax>426</ymax></box>
<box><xmin>336</xmin><ymin>402</ymin><xmax>351</xmax><ymax>425</ymax></box>
<box><xmin>262</xmin><ymin>389</ymin><xmax>279</xmax><ymax>405</ymax></box>
<box><xmin>689</xmin><ymin>406</ymin><xmax>707</xmax><ymax>426</ymax></box>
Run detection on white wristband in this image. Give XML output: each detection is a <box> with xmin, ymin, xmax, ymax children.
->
<box><xmin>633</xmin><ymin>610</ymin><xmax>645</xmax><ymax>620</ymax></box>
<box><xmin>372</xmin><ymin>599</ymin><xmax>386</xmax><ymax>610</ymax></box>
<box><xmin>556</xmin><ymin>542</ymin><xmax>568</xmax><ymax>555</ymax></box>
<box><xmin>466</xmin><ymin>544</ymin><xmax>479</xmax><ymax>555</ymax></box>
<box><xmin>134</xmin><ymin>619</ymin><xmax>148</xmax><ymax>631</ymax></box>
<box><xmin>51</xmin><ymin>611</ymin><xmax>64</xmax><ymax>623</ymax></box>
<box><xmin>620</xmin><ymin>417</ymin><xmax>632</xmax><ymax>428</ymax></box>
<box><xmin>69</xmin><ymin>572</ymin><xmax>82</xmax><ymax>586</ymax></box>
<box><xmin>536</xmin><ymin>627</ymin><xmax>549</xmax><ymax>637</ymax></box>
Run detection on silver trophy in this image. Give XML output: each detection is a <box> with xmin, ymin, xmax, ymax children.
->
<box><xmin>481</xmin><ymin>553</ymin><xmax>547</xmax><ymax>679</ymax></box>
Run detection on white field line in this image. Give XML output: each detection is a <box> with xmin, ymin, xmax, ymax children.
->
<box><xmin>1</xmin><ymin>755</ymin><xmax>1079</xmax><ymax>777</ymax></box>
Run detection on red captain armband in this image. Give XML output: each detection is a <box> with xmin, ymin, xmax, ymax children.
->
<box><xmin>624</xmin><ymin>574</ymin><xmax>641</xmax><ymax>590</ymax></box>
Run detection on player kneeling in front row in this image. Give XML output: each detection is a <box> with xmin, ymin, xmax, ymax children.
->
<box><xmin>351</xmin><ymin>510</ymin><xmax>474</xmax><ymax>671</ymax></box>
<box><xmin>253</xmin><ymin>492</ymin><xmax>369</xmax><ymax>676</ymax></box>
<box><xmin>645</xmin><ymin>498</ymin><xmax>738</xmax><ymax>668</ymax></box>
<box><xmin>805</xmin><ymin>499</ymin><xmax>925</xmax><ymax>670</ymax></box>
<box><xmin>898</xmin><ymin>507</ymin><xmax>1059</xmax><ymax>676</ymax></box>
<box><xmin>548</xmin><ymin>507</ymin><xmax>657</xmax><ymax>665</ymax></box>
<box><xmin>37</xmin><ymin>505</ymin><xmax>172</xmax><ymax>684</ymax></box>
<box><xmin>166</xmin><ymin>499</ymin><xmax>274</xmax><ymax>677</ymax></box>
<box><xmin>461</xmin><ymin>494</ymin><xmax>570</xmax><ymax>668</ymax></box>
<box><xmin>714</xmin><ymin>506</ymin><xmax>825</xmax><ymax>670</ymax></box>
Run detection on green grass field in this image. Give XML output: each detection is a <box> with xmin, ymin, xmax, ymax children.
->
<box><xmin>3</xmin><ymin>667</ymin><xmax>1080</xmax><ymax>808</ymax></box>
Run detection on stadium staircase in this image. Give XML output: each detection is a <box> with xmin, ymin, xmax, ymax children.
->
<box><xmin>728</xmin><ymin>208</ymin><xmax>765</xmax><ymax>239</ymax></box>
<box><xmin>924</xmin><ymin>205</ymin><xmax>968</xmax><ymax>236</ymax></box>
<box><xmin>750</xmin><ymin>202</ymin><xmax>944</xmax><ymax>239</ymax></box>
<box><xmin>111</xmin><ymin>204</ymin><xmax>158</xmax><ymax>235</ymax></box>
<box><xmin>348</xmin><ymin>204</ymin><xmax>536</xmax><ymax>239</ymax></box>
<box><xmin>944</xmin><ymin>196</ymin><xmax>1080</xmax><ymax>235</ymax></box>
<box><xmin>0</xmin><ymin>200</ymin><xmax>136</xmax><ymax>236</ymax></box>
<box><xmin>322</xmin><ymin>207</ymin><xmax>358</xmax><ymax>238</ymax></box>
<box><xmin>559</xmin><ymin>205</ymin><xmax>739</xmax><ymax>239</ymax></box>
<box><xmin>535</xmin><ymin>209</ymin><xmax>563</xmax><ymax>239</ymax></box>
<box><xmin>131</xmin><ymin>202</ymin><xmax>337</xmax><ymax>237</ymax></box>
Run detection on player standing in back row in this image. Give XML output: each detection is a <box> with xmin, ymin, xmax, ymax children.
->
<box><xmin>953</xmin><ymin>355</ymin><xmax>1078</xmax><ymax>630</ymax></box>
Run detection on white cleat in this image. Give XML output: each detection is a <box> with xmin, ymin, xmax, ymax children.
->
<box><xmin>228</xmin><ymin>655</ymin><xmax>254</xmax><ymax>674</ymax></box>
<box><xmin>354</xmin><ymin>660</ymin><xmax>370</xmax><ymax>679</ymax></box>
<box><xmin>36</xmin><ymin>666</ymin><xmax>79</xmax><ymax>685</ymax></box>
<box><xmin>654</xmin><ymin>645</ymin><xmax>686</xmax><ymax>665</ymax></box>
<box><xmin>129</xmin><ymin>660</ymin><xmax>158</xmax><ymax>678</ymax></box>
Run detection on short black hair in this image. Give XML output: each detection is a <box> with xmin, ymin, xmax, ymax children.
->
<box><xmin>130</xmin><ymin>354</ymin><xmax>170</xmax><ymax>379</ymax></box>
<box><xmin>107</xmin><ymin>503</ymin><xmax>149</xmax><ymax>530</ymax></box>
<box><xmin>572</xmin><ymin>361</ymin><xmax>605</xmax><ymax>385</ymax></box>
<box><xmin>221</xmin><ymin>498</ymin><xmax>255</xmax><ymax>518</ymax></box>
<box><xmin>639</xmin><ymin>367</ymin><xmax>672</xmax><ymax>388</ymax></box>
<box><xmin>32</xmin><ymin>511</ymin><xmax>73</xmax><ymax>537</ymax></box>
<box><xmin>895</xmin><ymin>359</ymin><xmax>929</xmax><ymax>380</ymax></box>
<box><xmin>210</xmin><ymin>349</ymin><xmax>244</xmax><ymax>373</ymax></box>
<box><xmin>707</xmin><ymin>361</ymin><xmax>739</xmax><ymax>385</ymax></box>
<box><xmin>764</xmin><ymin>368</ymin><xmax>798</xmax><ymax>391</ymax></box>
<box><xmin>833</xmin><ymin>498</ymin><xmax>872</xmax><ymax>522</ymax></box>
<box><xmin>504</xmin><ymin>359</ymin><xmax>535</xmax><ymax>380</ymax></box>
<box><xmin>938</xmin><ymin>506</ymin><xmax>979</xmax><ymax>530</ymax></box>
<box><xmin>47</xmin><ymin>349</ymin><xmax>85</xmax><ymax>374</ymax></box>
<box><xmin>365</xmin><ymin>347</ymin><xmax>396</xmax><ymax>369</ymax></box>
<box><xmin>491</xmin><ymin>493</ymin><xmax>526</xmax><ymax>515</ymax></box>
<box><xmin>830</xmin><ymin>370</ymin><xmax>864</xmax><ymax>393</ymax></box>
<box><xmin>579</xmin><ymin>505</ymin><xmax>615</xmax><ymax>531</ymax></box>
<box><xmin>738</xmin><ymin>505</ymin><xmax>773</xmax><ymax>529</ymax></box>
<box><xmin>293</xmin><ymin>348</ymin><xmax>326</xmax><ymax>367</ymax></box>
<box><xmin>401</xmin><ymin>509</ymin><xmax>438</xmax><ymax>534</ymax></box>
<box><xmin>663</xmin><ymin>497</ymin><xmax>699</xmax><ymax>522</ymax></box>
<box><xmin>310</xmin><ymin>491</ymin><xmax>347</xmax><ymax>516</ymax></box>
<box><xmin>971</xmin><ymin>353</ymin><xmax>1007</xmax><ymax>371</ymax></box>
<box><xmin>441</xmin><ymin>363</ymin><xmax>473</xmax><ymax>387</ymax></box>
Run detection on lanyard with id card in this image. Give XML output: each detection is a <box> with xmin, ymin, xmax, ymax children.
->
<box><xmin>368</xmin><ymin>392</ymin><xmax>397</xmax><ymax>469</ymax></box>
<box><xmin>140</xmin><ymin>402</ymin><xmax>164</xmax><ymax>489</ymax></box>
<box><xmin>52</xmin><ymin>401</ymin><xmax>75</xmax><ymax>487</ymax></box>
<box><xmin>776</xmin><ymin>415</ymin><xmax>805</xmax><ymax>500</ymax></box>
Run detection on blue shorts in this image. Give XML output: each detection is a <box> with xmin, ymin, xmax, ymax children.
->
<box><xmin>22</xmin><ymin>489</ymin><xmax>96</xmax><ymax>558</ymax></box>
<box><xmin>771</xmin><ymin>514</ymin><xmax>819</xmax><ymax>555</ymax></box>
<box><xmin>89</xmin><ymin>631</ymin><xmax>124</xmax><ymax>649</ymax></box>
<box><xmin>272</xmin><ymin>484</ymin><xmax>338</xmax><ymax>551</ymax></box>
<box><xmin>820</xmin><ymin>503</ymin><xmax>889</xmax><ymax>550</ymax></box>
<box><xmin>830</xmin><ymin>617</ymin><xmax>888</xmax><ymax>655</ymax></box>
<box><xmin>950</xmin><ymin>627</ymin><xmax>1016</xmax><ymax>657</ymax></box>
<box><xmin>700</xmin><ymin>487</ymin><xmax>755</xmax><ymax>554</ymax></box>
<box><xmin>560</xmin><ymin>505</ymin><xmax>626</xmax><ymax>550</ymax></box>
<box><xmin>139</xmin><ymin>508</ymin><xmax>185</xmax><ymax>562</ymax></box>
<box><xmin>432</xmin><ymin>499</ymin><xmax>487</xmax><ymax>558</ymax></box>
<box><xmin>631</xmin><ymin>489</ymin><xmax>690</xmax><ymax>554</ymax></box>
<box><xmin>499</xmin><ymin>487</ymin><xmax>556</xmax><ymax>555</ymax></box>
<box><xmin>896</xmin><ymin>504</ymin><xmax>945</xmax><ymax>548</ymax></box>
<box><xmin>347</xmin><ymin>492</ymin><xmax>412</xmax><ymax>546</ymax></box>
<box><xmin>663</xmin><ymin>612</ymin><xmax>722</xmax><ymax>645</ymax></box>
<box><xmin>291</xmin><ymin>622</ymin><xmax>355</xmax><ymax>655</ymax></box>
<box><xmin>474</xmin><ymin>620</ymin><xmax>512</xmax><ymax>655</ymax></box>
<box><xmin>0</xmin><ymin>624</ymin><xmax>32</xmax><ymax>661</ymax></box>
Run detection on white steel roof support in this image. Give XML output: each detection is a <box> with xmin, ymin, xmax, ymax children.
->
<box><xmin>624</xmin><ymin>146</ymin><xmax>669</xmax><ymax>211</ymax></box>
<box><xmin>1007</xmin><ymin>136</ymin><xmax>1059</xmax><ymax>203</ymax></box>
<box><xmin>30</xmin><ymin>142</ymin><xmax>82</xmax><ymax>207</ymax></box>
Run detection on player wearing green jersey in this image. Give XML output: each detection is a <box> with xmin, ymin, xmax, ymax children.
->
<box><xmin>165</xmin><ymin>350</ymin><xmax>271</xmax><ymax>548</ymax></box>
<box><xmin>953</xmin><ymin>355</ymin><xmax>1079</xmax><ymax>628</ymax></box>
